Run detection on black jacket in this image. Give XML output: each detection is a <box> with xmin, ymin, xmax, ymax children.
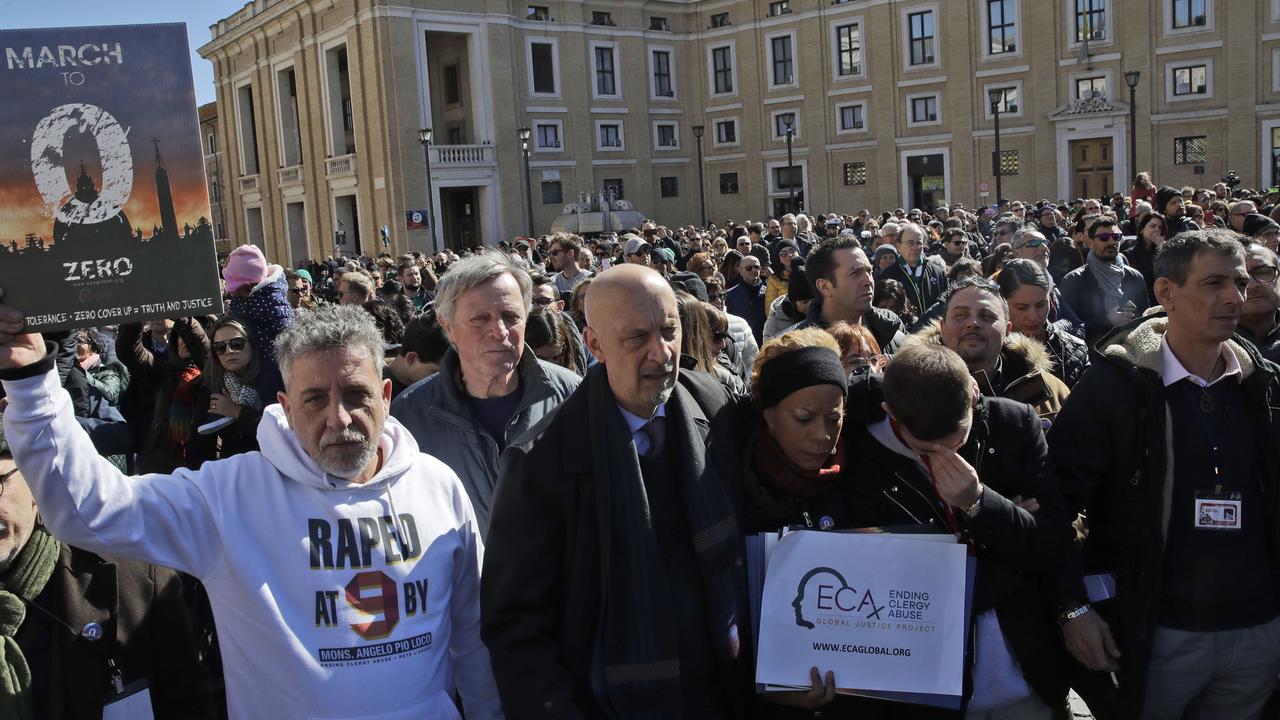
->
<box><xmin>833</xmin><ymin>378</ymin><xmax>1075</xmax><ymax>712</ymax></box>
<box><xmin>1238</xmin><ymin>314</ymin><xmax>1280</xmax><ymax>365</ymax></box>
<box><xmin>18</xmin><ymin>543</ymin><xmax>216</xmax><ymax>719</ymax></box>
<box><xmin>795</xmin><ymin>300</ymin><xmax>908</xmax><ymax>355</ymax></box>
<box><xmin>480</xmin><ymin>368</ymin><xmax>747</xmax><ymax>720</ymax></box>
<box><xmin>1047</xmin><ymin>311</ymin><xmax>1280</xmax><ymax>715</ymax></box>
<box><xmin>1042</xmin><ymin>320</ymin><xmax>1091</xmax><ymax>388</ymax></box>
<box><xmin>1057</xmin><ymin>259</ymin><xmax>1150</xmax><ymax>346</ymax></box>
<box><xmin>880</xmin><ymin>257</ymin><xmax>949</xmax><ymax>315</ymax></box>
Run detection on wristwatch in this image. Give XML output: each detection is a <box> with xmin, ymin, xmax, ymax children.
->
<box><xmin>1058</xmin><ymin>603</ymin><xmax>1092</xmax><ymax>626</ymax></box>
<box><xmin>961</xmin><ymin>484</ymin><xmax>984</xmax><ymax>519</ymax></box>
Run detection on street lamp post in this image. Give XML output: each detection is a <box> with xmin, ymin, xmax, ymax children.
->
<box><xmin>988</xmin><ymin>89</ymin><xmax>1004</xmax><ymax>208</ymax></box>
<box><xmin>784</xmin><ymin>116</ymin><xmax>796</xmax><ymax>214</ymax></box>
<box><xmin>691</xmin><ymin>124</ymin><xmax>706</xmax><ymax>227</ymax></box>
<box><xmin>417</xmin><ymin>128</ymin><xmax>437</xmax><ymax>252</ymax></box>
<box><xmin>518</xmin><ymin>126</ymin><xmax>533</xmax><ymax>237</ymax></box>
<box><xmin>1125</xmin><ymin>70</ymin><xmax>1141</xmax><ymax>190</ymax></box>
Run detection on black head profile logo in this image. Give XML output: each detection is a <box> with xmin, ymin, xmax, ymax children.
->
<box><xmin>792</xmin><ymin>567</ymin><xmax>850</xmax><ymax>629</ymax></box>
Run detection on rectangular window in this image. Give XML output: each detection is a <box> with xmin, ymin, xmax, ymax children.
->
<box><xmin>715</xmin><ymin>119</ymin><xmax>737</xmax><ymax>144</ymax></box>
<box><xmin>712</xmin><ymin>46</ymin><xmax>734</xmax><ymax>94</ymax></box>
<box><xmin>594</xmin><ymin>46</ymin><xmax>617</xmax><ymax>96</ymax></box>
<box><xmin>988</xmin><ymin>0</ymin><xmax>1017</xmax><ymax>54</ymax></box>
<box><xmin>1075</xmin><ymin>0</ymin><xmax>1106</xmax><ymax>42</ymax></box>
<box><xmin>530</xmin><ymin>42</ymin><xmax>556</xmax><ymax>94</ymax></box>
<box><xmin>774</xmin><ymin>166</ymin><xmax>803</xmax><ymax>190</ymax></box>
<box><xmin>660</xmin><ymin>176</ymin><xmax>680</xmax><ymax>197</ymax></box>
<box><xmin>838</xmin><ymin>105</ymin><xmax>865</xmax><ymax>130</ymax></box>
<box><xmin>603</xmin><ymin>179</ymin><xmax>624</xmax><ymax>199</ymax></box>
<box><xmin>719</xmin><ymin>172</ymin><xmax>740</xmax><ymax>194</ymax></box>
<box><xmin>771</xmin><ymin>36</ymin><xmax>794</xmax><ymax>86</ymax></box>
<box><xmin>653</xmin><ymin>50</ymin><xmax>674</xmax><ymax>97</ymax></box>
<box><xmin>909</xmin><ymin>11</ymin><xmax>936</xmax><ymax>65</ymax></box>
<box><xmin>1076</xmin><ymin>76</ymin><xmax>1107</xmax><ymax>98</ymax></box>
<box><xmin>1174</xmin><ymin>136</ymin><xmax>1207</xmax><ymax>164</ymax></box>
<box><xmin>774</xmin><ymin>112</ymin><xmax>797</xmax><ymax>138</ymax></box>
<box><xmin>535</xmin><ymin>123</ymin><xmax>561</xmax><ymax>149</ymax></box>
<box><xmin>1173</xmin><ymin>64</ymin><xmax>1208</xmax><ymax>95</ymax></box>
<box><xmin>541</xmin><ymin>181</ymin><xmax>563</xmax><ymax>204</ymax></box>
<box><xmin>527</xmin><ymin>5</ymin><xmax>549</xmax><ymax>21</ymax></box>
<box><xmin>207</xmin><ymin>132</ymin><xmax>217</xmax><ymax>155</ymax></box>
<box><xmin>599</xmin><ymin>123</ymin><xmax>623</xmax><ymax>149</ymax></box>
<box><xmin>656</xmin><ymin>124</ymin><xmax>678</xmax><ymax>148</ymax></box>
<box><xmin>591</xmin><ymin>11</ymin><xmax>614</xmax><ymax>26</ymax></box>
<box><xmin>443</xmin><ymin>64</ymin><xmax>461</xmax><ymax>105</ymax></box>
<box><xmin>769</xmin><ymin>1</ymin><xmax>791</xmax><ymax>17</ymax></box>
<box><xmin>843</xmin><ymin>162</ymin><xmax>867</xmax><ymax>186</ymax></box>
<box><xmin>650</xmin><ymin>16</ymin><xmax>670</xmax><ymax>31</ymax></box>
<box><xmin>836</xmin><ymin>24</ymin><xmax>862</xmax><ymax>77</ymax></box>
<box><xmin>711</xmin><ymin>12</ymin><xmax>730</xmax><ymax>28</ymax></box>
<box><xmin>1171</xmin><ymin>0</ymin><xmax>1206</xmax><ymax>28</ymax></box>
<box><xmin>911</xmin><ymin>96</ymin><xmax>938</xmax><ymax>123</ymax></box>
<box><xmin>990</xmin><ymin>86</ymin><xmax>1019</xmax><ymax>113</ymax></box>
<box><xmin>996</xmin><ymin>149</ymin><xmax>1020</xmax><ymax>175</ymax></box>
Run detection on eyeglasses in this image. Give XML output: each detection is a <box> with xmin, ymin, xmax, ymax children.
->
<box><xmin>1250</xmin><ymin>265</ymin><xmax>1279</xmax><ymax>284</ymax></box>
<box><xmin>1093</xmin><ymin>232</ymin><xmax>1122</xmax><ymax>242</ymax></box>
<box><xmin>212</xmin><ymin>336</ymin><xmax>249</xmax><ymax>356</ymax></box>
<box><xmin>849</xmin><ymin>354</ymin><xmax>888</xmax><ymax>375</ymax></box>
<box><xmin>0</xmin><ymin>466</ymin><xmax>17</xmax><ymax>496</ymax></box>
<box><xmin>532</xmin><ymin>296</ymin><xmax>557</xmax><ymax>306</ymax></box>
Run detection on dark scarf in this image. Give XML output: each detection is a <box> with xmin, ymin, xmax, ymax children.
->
<box><xmin>586</xmin><ymin>366</ymin><xmax>743</xmax><ymax>719</ymax></box>
<box><xmin>0</xmin><ymin>528</ymin><xmax>60</xmax><ymax>720</ymax></box>
<box><xmin>752</xmin><ymin>428</ymin><xmax>845</xmax><ymax>500</ymax></box>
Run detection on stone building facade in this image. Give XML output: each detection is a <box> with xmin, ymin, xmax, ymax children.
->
<box><xmin>199</xmin><ymin>0</ymin><xmax>1280</xmax><ymax>261</ymax></box>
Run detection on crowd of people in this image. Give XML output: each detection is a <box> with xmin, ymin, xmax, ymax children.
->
<box><xmin>1</xmin><ymin>174</ymin><xmax>1279</xmax><ymax>719</ymax></box>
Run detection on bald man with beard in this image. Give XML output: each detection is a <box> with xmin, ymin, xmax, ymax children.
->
<box><xmin>482</xmin><ymin>265</ymin><xmax>749</xmax><ymax>720</ymax></box>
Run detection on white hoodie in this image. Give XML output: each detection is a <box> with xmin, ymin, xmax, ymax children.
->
<box><xmin>2</xmin><ymin>368</ymin><xmax>503</xmax><ymax>720</ymax></box>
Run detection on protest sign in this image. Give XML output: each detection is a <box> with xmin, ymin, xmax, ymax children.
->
<box><xmin>756</xmin><ymin>530</ymin><xmax>968</xmax><ymax>700</ymax></box>
<box><xmin>0</xmin><ymin>23</ymin><xmax>223</xmax><ymax>331</ymax></box>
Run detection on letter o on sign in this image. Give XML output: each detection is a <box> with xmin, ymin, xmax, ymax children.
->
<box><xmin>30</xmin><ymin>103</ymin><xmax>133</xmax><ymax>226</ymax></box>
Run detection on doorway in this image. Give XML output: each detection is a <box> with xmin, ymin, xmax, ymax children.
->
<box><xmin>440</xmin><ymin>187</ymin><xmax>481</xmax><ymax>251</ymax></box>
<box><xmin>1070</xmin><ymin>138</ymin><xmax>1113</xmax><ymax>201</ymax></box>
<box><xmin>905</xmin><ymin>154</ymin><xmax>947</xmax><ymax>211</ymax></box>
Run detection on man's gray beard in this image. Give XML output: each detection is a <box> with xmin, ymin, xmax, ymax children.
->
<box><xmin>651</xmin><ymin>372</ymin><xmax>678</xmax><ymax>409</ymax></box>
<box><xmin>315</xmin><ymin>431</ymin><xmax>380</xmax><ymax>479</ymax></box>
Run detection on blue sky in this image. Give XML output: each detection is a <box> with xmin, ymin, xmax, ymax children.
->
<box><xmin>1</xmin><ymin>0</ymin><xmax>245</xmax><ymax>106</ymax></box>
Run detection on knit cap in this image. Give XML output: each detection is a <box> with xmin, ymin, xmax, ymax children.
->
<box><xmin>223</xmin><ymin>245</ymin><xmax>267</xmax><ymax>294</ymax></box>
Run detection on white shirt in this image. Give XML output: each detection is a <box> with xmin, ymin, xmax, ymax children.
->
<box><xmin>1160</xmin><ymin>336</ymin><xmax>1242</xmax><ymax>388</ymax></box>
<box><xmin>618</xmin><ymin>403</ymin><xmax>667</xmax><ymax>456</ymax></box>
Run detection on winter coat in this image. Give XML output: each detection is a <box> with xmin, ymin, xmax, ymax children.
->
<box><xmin>833</xmin><ymin>376</ymin><xmax>1075</xmax><ymax>713</ymax></box>
<box><xmin>117</xmin><ymin>319</ymin><xmax>213</xmax><ymax>473</ymax></box>
<box><xmin>84</xmin><ymin>357</ymin><xmax>130</xmax><ymax>405</ymax></box>
<box><xmin>1057</xmin><ymin>258</ymin><xmax>1150</xmax><ymax>346</ymax></box>
<box><xmin>1120</xmin><ymin>237</ymin><xmax>1159</xmax><ymax>306</ymax></box>
<box><xmin>725</xmin><ymin>280</ymin><xmax>767</xmax><ymax>345</ymax></box>
<box><xmin>19</xmin><ymin>542</ymin><xmax>217</xmax><ymax>719</ymax></box>
<box><xmin>724</xmin><ymin>311</ymin><xmax>759</xmax><ymax>380</ymax></box>
<box><xmin>906</xmin><ymin>321</ymin><xmax>1072</xmax><ymax>421</ymax></box>
<box><xmin>390</xmin><ymin>346</ymin><xmax>581</xmax><ymax>536</ymax></box>
<box><xmin>763</xmin><ymin>295</ymin><xmax>804</xmax><ymax>342</ymax></box>
<box><xmin>226</xmin><ymin>265</ymin><xmax>294</xmax><ymax>363</ymax></box>
<box><xmin>765</xmin><ymin>271</ymin><xmax>790</xmax><ymax>312</ymax></box>
<box><xmin>1047</xmin><ymin>311</ymin><xmax>1280</xmax><ymax>716</ymax></box>
<box><xmin>1237</xmin><ymin>315</ymin><xmax>1280</xmax><ymax>365</ymax></box>
<box><xmin>880</xmin><ymin>256</ymin><xmax>949</xmax><ymax>315</ymax></box>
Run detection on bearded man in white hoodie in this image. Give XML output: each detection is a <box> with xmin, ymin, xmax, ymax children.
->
<box><xmin>0</xmin><ymin>302</ymin><xmax>502</xmax><ymax>720</ymax></box>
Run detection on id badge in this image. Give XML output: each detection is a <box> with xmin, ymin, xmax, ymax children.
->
<box><xmin>1194</xmin><ymin>492</ymin><xmax>1242</xmax><ymax>531</ymax></box>
<box><xmin>103</xmin><ymin>680</ymin><xmax>153</xmax><ymax>720</ymax></box>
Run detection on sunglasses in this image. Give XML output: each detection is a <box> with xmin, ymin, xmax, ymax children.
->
<box><xmin>1014</xmin><ymin>239</ymin><xmax>1046</xmax><ymax>249</ymax></box>
<box><xmin>742</xmin><ymin>265</ymin><xmax>761</xmax><ymax>272</ymax></box>
<box><xmin>289</xmin><ymin>287</ymin><xmax>306</xmax><ymax>295</ymax></box>
<box><xmin>212</xmin><ymin>336</ymin><xmax>249</xmax><ymax>356</ymax></box>
<box><xmin>1093</xmin><ymin>232</ymin><xmax>1121</xmax><ymax>242</ymax></box>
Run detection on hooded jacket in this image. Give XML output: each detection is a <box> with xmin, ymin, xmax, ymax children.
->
<box><xmin>763</xmin><ymin>295</ymin><xmax>803</xmax><ymax>342</ymax></box>
<box><xmin>1</xmin><ymin>354</ymin><xmax>502</xmax><ymax>720</ymax></box>
<box><xmin>226</xmin><ymin>264</ymin><xmax>295</xmax><ymax>363</ymax></box>
<box><xmin>1047</xmin><ymin>311</ymin><xmax>1280</xmax><ymax>715</ymax></box>
<box><xmin>905</xmin><ymin>321</ymin><xmax>1073</xmax><ymax>420</ymax></box>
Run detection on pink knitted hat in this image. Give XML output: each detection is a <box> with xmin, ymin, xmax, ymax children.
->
<box><xmin>223</xmin><ymin>244</ymin><xmax>267</xmax><ymax>293</ymax></box>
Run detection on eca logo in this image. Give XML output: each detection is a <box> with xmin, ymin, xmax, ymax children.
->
<box><xmin>792</xmin><ymin>567</ymin><xmax>885</xmax><ymax>629</ymax></box>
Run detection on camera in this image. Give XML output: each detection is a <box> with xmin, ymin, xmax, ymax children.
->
<box><xmin>1222</xmin><ymin>171</ymin><xmax>1242</xmax><ymax>188</ymax></box>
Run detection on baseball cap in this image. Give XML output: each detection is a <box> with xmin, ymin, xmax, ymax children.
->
<box><xmin>623</xmin><ymin>235</ymin><xmax>651</xmax><ymax>256</ymax></box>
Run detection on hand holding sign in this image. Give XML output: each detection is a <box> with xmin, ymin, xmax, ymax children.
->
<box><xmin>0</xmin><ymin>289</ymin><xmax>47</xmax><ymax>370</ymax></box>
<box><xmin>769</xmin><ymin>667</ymin><xmax>836</xmax><ymax>710</ymax></box>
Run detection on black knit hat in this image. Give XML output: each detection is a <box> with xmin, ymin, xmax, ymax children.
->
<box><xmin>1243</xmin><ymin>213</ymin><xmax>1280</xmax><ymax>237</ymax></box>
<box><xmin>787</xmin><ymin>261</ymin><xmax>814</xmax><ymax>303</ymax></box>
<box><xmin>1155</xmin><ymin>186</ymin><xmax>1183</xmax><ymax>215</ymax></box>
